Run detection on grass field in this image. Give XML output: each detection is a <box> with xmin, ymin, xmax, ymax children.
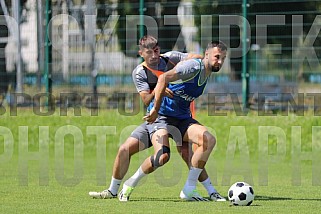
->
<box><xmin>1</xmin><ymin>108</ymin><xmax>321</xmax><ymax>213</ymax></box>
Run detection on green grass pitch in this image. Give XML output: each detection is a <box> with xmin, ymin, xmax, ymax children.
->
<box><xmin>1</xmin><ymin>108</ymin><xmax>321</xmax><ymax>213</ymax></box>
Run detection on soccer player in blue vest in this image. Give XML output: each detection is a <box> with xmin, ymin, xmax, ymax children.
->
<box><xmin>89</xmin><ymin>36</ymin><xmax>225</xmax><ymax>201</ymax></box>
<box><xmin>118</xmin><ymin>40</ymin><xmax>227</xmax><ymax>201</ymax></box>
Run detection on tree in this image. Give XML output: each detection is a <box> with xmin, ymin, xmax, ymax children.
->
<box><xmin>0</xmin><ymin>0</ymin><xmax>28</xmax><ymax>99</ymax></box>
<box><xmin>116</xmin><ymin>0</ymin><xmax>185</xmax><ymax>57</ymax></box>
<box><xmin>0</xmin><ymin>4</ymin><xmax>9</xmax><ymax>97</ymax></box>
<box><xmin>193</xmin><ymin>0</ymin><xmax>321</xmax><ymax>79</ymax></box>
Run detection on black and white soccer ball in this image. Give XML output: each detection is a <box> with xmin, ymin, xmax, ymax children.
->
<box><xmin>228</xmin><ymin>182</ymin><xmax>255</xmax><ymax>206</ymax></box>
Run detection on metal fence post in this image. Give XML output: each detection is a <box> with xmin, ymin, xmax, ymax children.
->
<box><xmin>44</xmin><ymin>0</ymin><xmax>52</xmax><ymax>108</ymax></box>
<box><xmin>242</xmin><ymin>0</ymin><xmax>249</xmax><ymax>110</ymax></box>
<box><xmin>36</xmin><ymin>0</ymin><xmax>44</xmax><ymax>90</ymax></box>
<box><xmin>12</xmin><ymin>0</ymin><xmax>23</xmax><ymax>96</ymax></box>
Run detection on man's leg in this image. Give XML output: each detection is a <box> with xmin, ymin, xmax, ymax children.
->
<box><xmin>89</xmin><ymin>137</ymin><xmax>147</xmax><ymax>199</ymax></box>
<box><xmin>178</xmin><ymin>142</ymin><xmax>211</xmax><ymax>181</ymax></box>
<box><xmin>112</xmin><ymin>137</ymin><xmax>147</xmax><ymax>180</ymax></box>
<box><xmin>178</xmin><ymin>142</ymin><xmax>223</xmax><ymax>199</ymax></box>
<box><xmin>89</xmin><ymin>123</ymin><xmax>151</xmax><ymax>199</ymax></box>
<box><xmin>179</xmin><ymin>124</ymin><xmax>216</xmax><ymax>201</ymax></box>
<box><xmin>110</xmin><ymin>136</ymin><xmax>148</xmax><ymax>193</ymax></box>
<box><xmin>119</xmin><ymin>129</ymin><xmax>170</xmax><ymax>201</ymax></box>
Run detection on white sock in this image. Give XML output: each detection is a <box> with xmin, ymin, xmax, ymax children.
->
<box><xmin>108</xmin><ymin>177</ymin><xmax>122</xmax><ymax>195</ymax></box>
<box><xmin>201</xmin><ymin>177</ymin><xmax>217</xmax><ymax>195</ymax></box>
<box><xmin>124</xmin><ymin>167</ymin><xmax>147</xmax><ymax>187</ymax></box>
<box><xmin>183</xmin><ymin>167</ymin><xmax>203</xmax><ymax>192</ymax></box>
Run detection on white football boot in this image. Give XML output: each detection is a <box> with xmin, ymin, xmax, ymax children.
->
<box><xmin>209</xmin><ymin>192</ymin><xmax>227</xmax><ymax>202</ymax></box>
<box><xmin>118</xmin><ymin>184</ymin><xmax>135</xmax><ymax>202</ymax></box>
<box><xmin>89</xmin><ymin>189</ymin><xmax>117</xmax><ymax>199</ymax></box>
<box><xmin>180</xmin><ymin>189</ymin><xmax>209</xmax><ymax>202</ymax></box>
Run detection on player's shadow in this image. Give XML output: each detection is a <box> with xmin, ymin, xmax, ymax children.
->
<box><xmin>133</xmin><ymin>195</ymin><xmax>321</xmax><ymax>202</ymax></box>
<box><xmin>131</xmin><ymin>197</ymin><xmax>184</xmax><ymax>202</ymax></box>
<box><xmin>135</xmin><ymin>196</ymin><xmax>269</xmax><ymax>202</ymax></box>
<box><xmin>256</xmin><ymin>195</ymin><xmax>321</xmax><ymax>202</ymax></box>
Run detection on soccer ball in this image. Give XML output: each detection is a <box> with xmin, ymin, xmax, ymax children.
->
<box><xmin>228</xmin><ymin>182</ymin><xmax>255</xmax><ymax>206</ymax></box>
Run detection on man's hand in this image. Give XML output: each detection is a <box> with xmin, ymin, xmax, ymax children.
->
<box><xmin>143</xmin><ymin>107</ymin><xmax>158</xmax><ymax>123</ymax></box>
<box><xmin>164</xmin><ymin>87</ymin><xmax>173</xmax><ymax>98</ymax></box>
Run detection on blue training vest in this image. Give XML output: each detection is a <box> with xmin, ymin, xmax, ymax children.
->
<box><xmin>148</xmin><ymin>59</ymin><xmax>208</xmax><ymax>119</ymax></box>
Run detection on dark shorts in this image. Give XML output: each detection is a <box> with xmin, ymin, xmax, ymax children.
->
<box><xmin>130</xmin><ymin>123</ymin><xmax>152</xmax><ymax>148</ymax></box>
<box><xmin>146</xmin><ymin>115</ymin><xmax>200</xmax><ymax>145</ymax></box>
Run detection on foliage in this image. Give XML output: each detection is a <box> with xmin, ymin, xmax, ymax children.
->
<box><xmin>116</xmin><ymin>0</ymin><xmax>185</xmax><ymax>57</ymax></box>
<box><xmin>193</xmin><ymin>0</ymin><xmax>321</xmax><ymax>78</ymax></box>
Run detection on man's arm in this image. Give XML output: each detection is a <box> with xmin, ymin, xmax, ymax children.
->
<box><xmin>154</xmin><ymin>70</ymin><xmax>178</xmax><ymax>111</ymax></box>
<box><xmin>143</xmin><ymin>68</ymin><xmax>179</xmax><ymax>122</ymax></box>
<box><xmin>139</xmin><ymin>90</ymin><xmax>155</xmax><ymax>106</ymax></box>
<box><xmin>138</xmin><ymin>53</ymin><xmax>200</xmax><ymax>107</ymax></box>
<box><xmin>186</xmin><ymin>53</ymin><xmax>203</xmax><ymax>60</ymax></box>
<box><xmin>143</xmin><ymin>59</ymin><xmax>199</xmax><ymax>122</ymax></box>
<box><xmin>163</xmin><ymin>51</ymin><xmax>202</xmax><ymax>66</ymax></box>
<box><xmin>139</xmin><ymin>88</ymin><xmax>174</xmax><ymax>106</ymax></box>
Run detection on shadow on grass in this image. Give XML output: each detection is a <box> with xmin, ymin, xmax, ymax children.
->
<box><xmin>130</xmin><ymin>197</ymin><xmax>183</xmax><ymax>202</ymax></box>
<box><xmin>131</xmin><ymin>195</ymin><xmax>321</xmax><ymax>202</ymax></box>
<box><xmin>131</xmin><ymin>197</ymin><xmax>225</xmax><ymax>202</ymax></box>
<box><xmin>256</xmin><ymin>195</ymin><xmax>321</xmax><ymax>202</ymax></box>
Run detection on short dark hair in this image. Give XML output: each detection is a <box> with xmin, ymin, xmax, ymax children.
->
<box><xmin>139</xmin><ymin>35</ymin><xmax>159</xmax><ymax>50</ymax></box>
<box><xmin>206</xmin><ymin>41</ymin><xmax>227</xmax><ymax>51</ymax></box>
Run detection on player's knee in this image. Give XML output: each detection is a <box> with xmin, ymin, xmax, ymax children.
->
<box><xmin>150</xmin><ymin>146</ymin><xmax>170</xmax><ymax>169</ymax></box>
<box><xmin>159</xmin><ymin>152</ymin><xmax>170</xmax><ymax>166</ymax></box>
<box><xmin>203</xmin><ymin>133</ymin><xmax>216</xmax><ymax>152</ymax></box>
<box><xmin>118</xmin><ymin>144</ymin><xmax>131</xmax><ymax>159</ymax></box>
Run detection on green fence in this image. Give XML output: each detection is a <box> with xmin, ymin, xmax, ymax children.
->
<box><xmin>0</xmin><ymin>0</ymin><xmax>320</xmax><ymax>108</ymax></box>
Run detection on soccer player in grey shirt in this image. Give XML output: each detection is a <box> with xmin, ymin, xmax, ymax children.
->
<box><xmin>89</xmin><ymin>35</ymin><xmax>222</xmax><ymax>201</ymax></box>
<box><xmin>118</xmin><ymin>41</ymin><xmax>227</xmax><ymax>201</ymax></box>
